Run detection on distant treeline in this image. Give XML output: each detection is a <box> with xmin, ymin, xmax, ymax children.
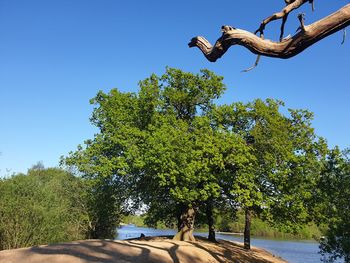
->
<box><xmin>122</xmin><ymin>212</ymin><xmax>323</xmax><ymax>240</ymax></box>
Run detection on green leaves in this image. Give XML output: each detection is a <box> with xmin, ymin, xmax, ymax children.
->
<box><xmin>0</xmin><ymin>168</ymin><xmax>89</xmax><ymax>250</ymax></box>
<box><xmin>212</xmin><ymin>98</ymin><xmax>327</xmax><ymax>233</ymax></box>
<box><xmin>318</xmin><ymin>148</ymin><xmax>350</xmax><ymax>262</ymax></box>
<box><xmin>63</xmin><ymin>67</ymin><xmax>328</xmax><ymax>238</ymax></box>
<box><xmin>160</xmin><ymin>67</ymin><xmax>226</xmax><ymax>120</ymax></box>
<box><xmin>63</xmin><ymin>68</ymin><xmax>230</xmax><ymax>227</ymax></box>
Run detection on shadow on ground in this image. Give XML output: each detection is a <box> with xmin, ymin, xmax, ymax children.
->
<box><xmin>0</xmin><ymin>237</ymin><xmax>286</xmax><ymax>263</ymax></box>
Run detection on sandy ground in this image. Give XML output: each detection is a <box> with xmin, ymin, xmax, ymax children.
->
<box><xmin>0</xmin><ymin>237</ymin><xmax>288</xmax><ymax>263</ymax></box>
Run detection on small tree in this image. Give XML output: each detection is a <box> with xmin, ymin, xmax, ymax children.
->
<box><xmin>212</xmin><ymin>99</ymin><xmax>327</xmax><ymax>249</ymax></box>
<box><xmin>63</xmin><ymin>129</ymin><xmax>129</xmax><ymax>238</ymax></box>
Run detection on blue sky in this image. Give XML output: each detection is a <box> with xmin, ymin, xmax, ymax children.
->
<box><xmin>0</xmin><ymin>0</ymin><xmax>349</xmax><ymax>176</ymax></box>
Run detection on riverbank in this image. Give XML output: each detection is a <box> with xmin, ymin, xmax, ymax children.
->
<box><xmin>122</xmin><ymin>213</ymin><xmax>323</xmax><ymax>240</ymax></box>
<box><xmin>0</xmin><ymin>236</ymin><xmax>287</xmax><ymax>263</ymax></box>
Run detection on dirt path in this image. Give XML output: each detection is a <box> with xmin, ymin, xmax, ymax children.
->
<box><xmin>0</xmin><ymin>237</ymin><xmax>287</xmax><ymax>263</ymax></box>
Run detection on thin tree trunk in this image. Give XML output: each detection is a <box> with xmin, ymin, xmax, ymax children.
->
<box><xmin>206</xmin><ymin>201</ymin><xmax>216</xmax><ymax>242</ymax></box>
<box><xmin>244</xmin><ymin>208</ymin><xmax>251</xmax><ymax>250</ymax></box>
<box><xmin>173</xmin><ymin>206</ymin><xmax>196</xmax><ymax>241</ymax></box>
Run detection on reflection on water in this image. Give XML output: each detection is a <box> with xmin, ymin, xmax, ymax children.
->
<box><xmin>116</xmin><ymin>224</ymin><xmax>325</xmax><ymax>263</ymax></box>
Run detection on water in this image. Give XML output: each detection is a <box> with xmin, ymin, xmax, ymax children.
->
<box><xmin>116</xmin><ymin>224</ymin><xmax>177</xmax><ymax>240</ymax></box>
<box><xmin>116</xmin><ymin>225</ymin><xmax>323</xmax><ymax>263</ymax></box>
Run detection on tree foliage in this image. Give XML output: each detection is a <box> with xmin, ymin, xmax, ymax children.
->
<box><xmin>318</xmin><ymin>148</ymin><xmax>350</xmax><ymax>262</ymax></box>
<box><xmin>0</xmin><ymin>167</ymin><xmax>89</xmax><ymax>250</ymax></box>
<box><xmin>64</xmin><ymin>67</ymin><xmax>327</xmax><ymax>245</ymax></box>
<box><xmin>64</xmin><ymin>68</ymin><xmax>235</xmax><ymax>241</ymax></box>
<box><xmin>210</xmin><ymin>99</ymin><xmax>327</xmax><ymax>248</ymax></box>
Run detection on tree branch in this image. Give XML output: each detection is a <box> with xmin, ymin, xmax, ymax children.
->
<box><xmin>341</xmin><ymin>28</ymin><xmax>347</xmax><ymax>45</ymax></box>
<box><xmin>242</xmin><ymin>55</ymin><xmax>261</xmax><ymax>73</ymax></box>
<box><xmin>297</xmin><ymin>13</ymin><xmax>306</xmax><ymax>32</ymax></box>
<box><xmin>188</xmin><ymin>4</ymin><xmax>350</xmax><ymax>62</ymax></box>
<box><xmin>255</xmin><ymin>0</ymin><xmax>310</xmax><ymax>39</ymax></box>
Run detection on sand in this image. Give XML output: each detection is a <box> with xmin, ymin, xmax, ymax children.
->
<box><xmin>0</xmin><ymin>237</ymin><xmax>287</xmax><ymax>263</ymax></box>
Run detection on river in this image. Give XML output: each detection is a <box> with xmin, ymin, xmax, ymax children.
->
<box><xmin>116</xmin><ymin>225</ymin><xmax>326</xmax><ymax>263</ymax></box>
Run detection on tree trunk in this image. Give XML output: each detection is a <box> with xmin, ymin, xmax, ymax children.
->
<box><xmin>244</xmin><ymin>208</ymin><xmax>251</xmax><ymax>250</ymax></box>
<box><xmin>176</xmin><ymin>206</ymin><xmax>183</xmax><ymax>231</ymax></box>
<box><xmin>173</xmin><ymin>206</ymin><xmax>196</xmax><ymax>241</ymax></box>
<box><xmin>206</xmin><ymin>201</ymin><xmax>216</xmax><ymax>242</ymax></box>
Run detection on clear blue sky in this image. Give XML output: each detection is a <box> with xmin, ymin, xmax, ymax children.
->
<box><xmin>0</xmin><ymin>0</ymin><xmax>349</xmax><ymax>176</ymax></box>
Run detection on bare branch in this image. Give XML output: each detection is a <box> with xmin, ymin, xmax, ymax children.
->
<box><xmin>310</xmin><ymin>0</ymin><xmax>315</xmax><ymax>12</ymax></box>
<box><xmin>255</xmin><ymin>0</ymin><xmax>310</xmax><ymax>38</ymax></box>
<box><xmin>341</xmin><ymin>28</ymin><xmax>347</xmax><ymax>45</ymax></box>
<box><xmin>297</xmin><ymin>13</ymin><xmax>306</xmax><ymax>32</ymax></box>
<box><xmin>189</xmin><ymin>4</ymin><xmax>350</xmax><ymax>62</ymax></box>
<box><xmin>280</xmin><ymin>14</ymin><xmax>289</xmax><ymax>42</ymax></box>
<box><xmin>242</xmin><ymin>55</ymin><xmax>261</xmax><ymax>73</ymax></box>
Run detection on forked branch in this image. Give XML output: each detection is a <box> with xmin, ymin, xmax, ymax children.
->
<box><xmin>189</xmin><ymin>4</ymin><xmax>350</xmax><ymax>62</ymax></box>
<box><xmin>255</xmin><ymin>0</ymin><xmax>313</xmax><ymax>41</ymax></box>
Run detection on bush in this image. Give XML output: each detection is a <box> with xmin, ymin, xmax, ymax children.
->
<box><xmin>0</xmin><ymin>168</ymin><xmax>89</xmax><ymax>250</ymax></box>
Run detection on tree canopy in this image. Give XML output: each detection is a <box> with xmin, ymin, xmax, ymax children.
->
<box><xmin>64</xmin><ymin>68</ymin><xmax>328</xmax><ymax>246</ymax></box>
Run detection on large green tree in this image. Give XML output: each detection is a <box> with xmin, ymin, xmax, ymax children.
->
<box><xmin>64</xmin><ymin>67</ymin><xmax>327</xmax><ymax>245</ymax></box>
<box><xmin>64</xmin><ymin>68</ymin><xmax>241</xmax><ymax>241</ymax></box>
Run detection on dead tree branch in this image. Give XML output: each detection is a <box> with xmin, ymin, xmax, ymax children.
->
<box><xmin>189</xmin><ymin>4</ymin><xmax>350</xmax><ymax>62</ymax></box>
<box><xmin>242</xmin><ymin>55</ymin><xmax>261</xmax><ymax>73</ymax></box>
<box><xmin>255</xmin><ymin>0</ymin><xmax>312</xmax><ymax>41</ymax></box>
<box><xmin>342</xmin><ymin>28</ymin><xmax>347</xmax><ymax>45</ymax></box>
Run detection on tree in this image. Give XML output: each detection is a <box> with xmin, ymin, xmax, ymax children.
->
<box><xmin>63</xmin><ymin>129</ymin><xmax>130</xmax><ymax>239</ymax></box>
<box><xmin>189</xmin><ymin>1</ymin><xmax>349</xmax><ymax>68</ymax></box>
<box><xmin>141</xmin><ymin>112</ymin><xmax>252</xmax><ymax>241</ymax></box>
<box><xmin>64</xmin><ymin>67</ymin><xmax>328</xmax><ymax>246</ymax></box>
<box><xmin>85</xmin><ymin>175</ymin><xmax>124</xmax><ymax>239</ymax></box>
<box><xmin>317</xmin><ymin>148</ymin><xmax>350</xmax><ymax>262</ymax></box>
<box><xmin>0</xmin><ymin>168</ymin><xmax>89</xmax><ymax>250</ymax></box>
<box><xmin>126</xmin><ymin>68</ymin><xmax>234</xmax><ymax>241</ymax></box>
<box><xmin>64</xmin><ymin>68</ymin><xmax>249</xmax><ymax>241</ymax></box>
<box><xmin>212</xmin><ymin>99</ymin><xmax>327</xmax><ymax>249</ymax></box>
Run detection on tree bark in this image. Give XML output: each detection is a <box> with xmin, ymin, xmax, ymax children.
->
<box><xmin>189</xmin><ymin>4</ymin><xmax>350</xmax><ymax>62</ymax></box>
<box><xmin>244</xmin><ymin>208</ymin><xmax>251</xmax><ymax>250</ymax></box>
<box><xmin>173</xmin><ymin>206</ymin><xmax>196</xmax><ymax>241</ymax></box>
<box><xmin>206</xmin><ymin>201</ymin><xmax>216</xmax><ymax>242</ymax></box>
